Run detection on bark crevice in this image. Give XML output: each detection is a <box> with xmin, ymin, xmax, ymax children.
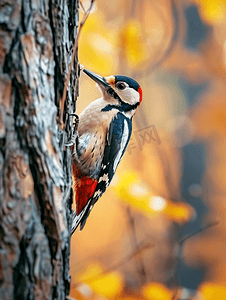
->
<box><xmin>0</xmin><ymin>0</ymin><xmax>79</xmax><ymax>298</ymax></box>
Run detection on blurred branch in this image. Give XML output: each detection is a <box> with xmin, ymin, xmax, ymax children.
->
<box><xmin>172</xmin><ymin>220</ymin><xmax>219</xmax><ymax>300</ymax></box>
<box><xmin>179</xmin><ymin>220</ymin><xmax>219</xmax><ymax>246</ymax></box>
<box><xmin>72</xmin><ymin>242</ymin><xmax>154</xmax><ymax>288</ymax></box>
<box><xmin>58</xmin><ymin>0</ymin><xmax>95</xmax><ymax>129</ymax></box>
<box><xmin>131</xmin><ymin>0</ymin><xmax>137</xmax><ymax>17</ymax></box>
<box><xmin>126</xmin><ymin>206</ymin><xmax>147</xmax><ymax>285</ymax></box>
<box><xmin>79</xmin><ymin>1</ymin><xmax>86</xmax><ymax>13</ymax></box>
<box><xmin>132</xmin><ymin>0</ymin><xmax>180</xmax><ymax>80</ymax></box>
<box><xmin>140</xmin><ymin>136</ymin><xmax>180</xmax><ymax>203</ymax></box>
<box><xmin>134</xmin><ymin>0</ymin><xmax>180</xmax><ymax>130</ymax></box>
<box><xmin>144</xmin><ymin>0</ymin><xmax>180</xmax><ymax>75</ymax></box>
<box><xmin>156</xmin><ymin>143</ymin><xmax>181</xmax><ymax>201</ymax></box>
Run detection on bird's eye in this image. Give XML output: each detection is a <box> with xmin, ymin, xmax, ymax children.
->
<box><xmin>116</xmin><ymin>82</ymin><xmax>126</xmax><ymax>90</ymax></box>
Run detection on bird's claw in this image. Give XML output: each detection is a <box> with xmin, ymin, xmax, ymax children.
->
<box><xmin>64</xmin><ymin>141</ymin><xmax>75</xmax><ymax>147</ymax></box>
<box><xmin>65</xmin><ymin>131</ymin><xmax>78</xmax><ymax>147</ymax></box>
<box><xmin>68</xmin><ymin>113</ymin><xmax>79</xmax><ymax>126</ymax></box>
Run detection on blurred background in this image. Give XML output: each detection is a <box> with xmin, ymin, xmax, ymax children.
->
<box><xmin>69</xmin><ymin>0</ymin><xmax>226</xmax><ymax>299</ymax></box>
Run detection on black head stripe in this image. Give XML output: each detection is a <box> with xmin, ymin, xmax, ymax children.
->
<box><xmin>115</xmin><ymin>75</ymin><xmax>140</xmax><ymax>91</ymax></box>
<box><xmin>102</xmin><ymin>102</ymin><xmax>139</xmax><ymax>113</ymax></box>
<box><xmin>107</xmin><ymin>87</ymin><xmax>120</xmax><ymax>100</ymax></box>
<box><xmin>106</xmin><ymin>87</ymin><xmax>138</xmax><ymax>112</ymax></box>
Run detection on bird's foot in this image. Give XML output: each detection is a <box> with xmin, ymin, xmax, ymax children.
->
<box><xmin>64</xmin><ymin>133</ymin><xmax>78</xmax><ymax>146</ymax></box>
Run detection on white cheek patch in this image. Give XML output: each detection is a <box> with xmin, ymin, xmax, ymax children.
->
<box><xmin>99</xmin><ymin>173</ymin><xmax>109</xmax><ymax>185</ymax></box>
<box><xmin>117</xmin><ymin>88</ymin><xmax>139</xmax><ymax>105</ymax></box>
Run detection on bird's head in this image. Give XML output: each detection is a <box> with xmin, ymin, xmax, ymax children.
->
<box><xmin>83</xmin><ymin>69</ymin><xmax>142</xmax><ymax>117</ymax></box>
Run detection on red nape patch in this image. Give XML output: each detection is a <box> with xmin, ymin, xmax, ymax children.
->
<box><xmin>138</xmin><ymin>86</ymin><xmax>142</xmax><ymax>104</ymax></box>
<box><xmin>76</xmin><ymin>177</ymin><xmax>98</xmax><ymax>215</ymax></box>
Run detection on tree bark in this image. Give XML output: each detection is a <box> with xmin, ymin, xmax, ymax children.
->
<box><xmin>0</xmin><ymin>0</ymin><xmax>79</xmax><ymax>299</ymax></box>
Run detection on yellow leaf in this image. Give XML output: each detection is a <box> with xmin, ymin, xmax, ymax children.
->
<box><xmin>119</xmin><ymin>20</ymin><xmax>149</xmax><ymax>68</ymax></box>
<box><xmin>78</xmin><ymin>263</ymin><xmax>103</xmax><ymax>282</ymax></box>
<box><xmin>79</xmin><ymin>13</ymin><xmax>117</xmax><ymax>74</ymax></box>
<box><xmin>143</xmin><ymin>283</ymin><xmax>172</xmax><ymax>300</ymax></box>
<box><xmin>90</xmin><ymin>271</ymin><xmax>123</xmax><ymax>298</ymax></box>
<box><xmin>164</xmin><ymin>201</ymin><xmax>194</xmax><ymax>224</ymax></box>
<box><xmin>117</xmin><ymin>297</ymin><xmax>139</xmax><ymax>300</ymax></box>
<box><xmin>195</xmin><ymin>0</ymin><xmax>225</xmax><ymax>24</ymax></box>
<box><xmin>199</xmin><ymin>282</ymin><xmax>226</xmax><ymax>299</ymax></box>
<box><xmin>113</xmin><ymin>172</ymin><xmax>154</xmax><ymax>216</ymax></box>
<box><xmin>77</xmin><ymin>263</ymin><xmax>123</xmax><ymax>298</ymax></box>
<box><xmin>112</xmin><ymin>172</ymin><xmax>193</xmax><ymax>224</ymax></box>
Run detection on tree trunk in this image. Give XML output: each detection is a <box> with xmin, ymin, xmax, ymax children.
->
<box><xmin>0</xmin><ymin>0</ymin><xmax>79</xmax><ymax>299</ymax></box>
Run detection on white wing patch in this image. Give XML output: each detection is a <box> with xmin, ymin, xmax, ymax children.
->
<box><xmin>113</xmin><ymin>119</ymin><xmax>129</xmax><ymax>172</ymax></box>
<box><xmin>99</xmin><ymin>173</ymin><xmax>109</xmax><ymax>185</ymax></box>
<box><xmin>93</xmin><ymin>190</ymin><xmax>102</xmax><ymax>198</ymax></box>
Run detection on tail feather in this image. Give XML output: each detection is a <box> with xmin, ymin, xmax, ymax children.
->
<box><xmin>71</xmin><ymin>200</ymin><xmax>93</xmax><ymax>234</ymax></box>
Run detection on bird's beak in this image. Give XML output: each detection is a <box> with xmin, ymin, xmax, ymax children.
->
<box><xmin>83</xmin><ymin>69</ymin><xmax>110</xmax><ymax>90</ymax></box>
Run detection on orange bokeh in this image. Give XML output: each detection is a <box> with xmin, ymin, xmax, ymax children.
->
<box><xmin>70</xmin><ymin>0</ymin><xmax>226</xmax><ymax>299</ymax></box>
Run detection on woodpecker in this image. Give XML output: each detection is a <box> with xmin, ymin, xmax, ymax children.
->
<box><xmin>70</xmin><ymin>69</ymin><xmax>142</xmax><ymax>233</ymax></box>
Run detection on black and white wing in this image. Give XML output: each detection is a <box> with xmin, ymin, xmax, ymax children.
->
<box><xmin>71</xmin><ymin>112</ymin><xmax>132</xmax><ymax>233</ymax></box>
<box><xmin>94</xmin><ymin>112</ymin><xmax>132</xmax><ymax>200</ymax></box>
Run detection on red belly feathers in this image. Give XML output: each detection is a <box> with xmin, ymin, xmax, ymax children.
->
<box><xmin>72</xmin><ymin>161</ymin><xmax>98</xmax><ymax>215</ymax></box>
